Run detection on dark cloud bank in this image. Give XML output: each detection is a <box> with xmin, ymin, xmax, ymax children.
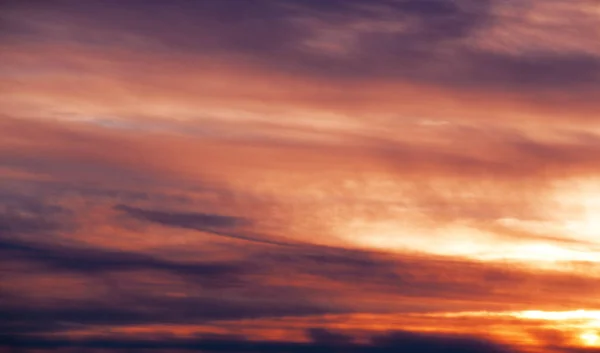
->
<box><xmin>2</xmin><ymin>328</ymin><xmax>518</xmax><ymax>353</ymax></box>
<box><xmin>4</xmin><ymin>0</ymin><xmax>600</xmax><ymax>91</ymax></box>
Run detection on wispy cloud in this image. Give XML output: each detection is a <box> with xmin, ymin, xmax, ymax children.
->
<box><xmin>2</xmin><ymin>1</ymin><xmax>600</xmax><ymax>352</ymax></box>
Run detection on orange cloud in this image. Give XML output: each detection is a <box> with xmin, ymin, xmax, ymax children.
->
<box><xmin>2</xmin><ymin>1</ymin><xmax>600</xmax><ymax>352</ymax></box>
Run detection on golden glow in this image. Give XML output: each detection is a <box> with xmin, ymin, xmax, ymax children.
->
<box><xmin>340</xmin><ymin>218</ymin><xmax>600</xmax><ymax>267</ymax></box>
<box><xmin>428</xmin><ymin>310</ymin><xmax>600</xmax><ymax>323</ymax></box>
<box><xmin>427</xmin><ymin>310</ymin><xmax>600</xmax><ymax>348</ymax></box>
<box><xmin>554</xmin><ymin>180</ymin><xmax>600</xmax><ymax>242</ymax></box>
<box><xmin>580</xmin><ymin>331</ymin><xmax>600</xmax><ymax>346</ymax></box>
<box><xmin>517</xmin><ymin>310</ymin><xmax>600</xmax><ymax>347</ymax></box>
<box><xmin>515</xmin><ymin>309</ymin><xmax>600</xmax><ymax>321</ymax></box>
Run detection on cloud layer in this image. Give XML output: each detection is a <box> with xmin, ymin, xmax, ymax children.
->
<box><xmin>2</xmin><ymin>1</ymin><xmax>600</xmax><ymax>352</ymax></box>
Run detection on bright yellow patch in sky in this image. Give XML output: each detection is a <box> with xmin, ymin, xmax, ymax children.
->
<box><xmin>580</xmin><ymin>331</ymin><xmax>600</xmax><ymax>346</ymax></box>
<box><xmin>337</xmin><ymin>179</ymin><xmax>600</xmax><ymax>269</ymax></box>
<box><xmin>515</xmin><ymin>309</ymin><xmax>600</xmax><ymax>321</ymax></box>
<box><xmin>430</xmin><ymin>310</ymin><xmax>600</xmax><ymax>349</ymax></box>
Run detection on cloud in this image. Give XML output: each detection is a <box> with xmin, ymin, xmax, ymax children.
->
<box><xmin>0</xmin><ymin>236</ymin><xmax>249</xmax><ymax>281</ymax></box>
<box><xmin>369</xmin><ymin>330</ymin><xmax>516</xmax><ymax>353</ymax></box>
<box><xmin>1</xmin><ymin>329</ymin><xmax>520</xmax><ymax>352</ymax></box>
<box><xmin>115</xmin><ymin>204</ymin><xmax>248</xmax><ymax>229</ymax></box>
<box><xmin>2</xmin><ymin>199</ymin><xmax>600</xmax><ymax>353</ymax></box>
<box><xmin>557</xmin><ymin>348</ymin><xmax>600</xmax><ymax>353</ymax></box>
<box><xmin>3</xmin><ymin>117</ymin><xmax>600</xmax><ymax>272</ymax></box>
<box><xmin>1</xmin><ymin>296</ymin><xmax>331</xmax><ymax>334</ymax></box>
<box><xmin>2</xmin><ymin>0</ymin><xmax>599</xmax><ymax>94</ymax></box>
<box><xmin>5</xmin><ymin>229</ymin><xmax>598</xmax><ymax>320</ymax></box>
<box><xmin>306</xmin><ymin>327</ymin><xmax>353</xmax><ymax>345</ymax></box>
<box><xmin>0</xmin><ymin>213</ymin><xmax>60</xmax><ymax>236</ymax></box>
<box><xmin>115</xmin><ymin>204</ymin><xmax>305</xmax><ymax>247</ymax></box>
<box><xmin>461</xmin><ymin>49</ymin><xmax>600</xmax><ymax>89</ymax></box>
<box><xmin>2</xmin><ymin>3</ymin><xmax>600</xmax><ymax>352</ymax></box>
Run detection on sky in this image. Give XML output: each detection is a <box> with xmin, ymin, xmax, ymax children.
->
<box><xmin>1</xmin><ymin>0</ymin><xmax>600</xmax><ymax>352</ymax></box>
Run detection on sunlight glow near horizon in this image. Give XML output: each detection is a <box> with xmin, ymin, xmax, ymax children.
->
<box><xmin>341</xmin><ymin>219</ymin><xmax>600</xmax><ymax>266</ymax></box>
<box><xmin>515</xmin><ymin>310</ymin><xmax>600</xmax><ymax>347</ymax></box>
<box><xmin>431</xmin><ymin>309</ymin><xmax>600</xmax><ymax>347</ymax></box>
<box><xmin>515</xmin><ymin>309</ymin><xmax>600</xmax><ymax>321</ymax></box>
<box><xmin>581</xmin><ymin>331</ymin><xmax>600</xmax><ymax>346</ymax></box>
<box><xmin>337</xmin><ymin>178</ymin><xmax>600</xmax><ymax>268</ymax></box>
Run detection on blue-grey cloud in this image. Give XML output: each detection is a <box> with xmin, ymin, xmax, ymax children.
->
<box><xmin>114</xmin><ymin>204</ymin><xmax>305</xmax><ymax>247</ymax></box>
<box><xmin>3</xmin><ymin>0</ymin><xmax>599</xmax><ymax>92</ymax></box>
<box><xmin>115</xmin><ymin>204</ymin><xmax>248</xmax><ymax>229</ymax></box>
<box><xmin>1</xmin><ymin>328</ymin><xmax>520</xmax><ymax>352</ymax></box>
<box><xmin>0</xmin><ymin>237</ymin><xmax>249</xmax><ymax>281</ymax></box>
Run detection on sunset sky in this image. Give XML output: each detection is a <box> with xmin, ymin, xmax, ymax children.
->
<box><xmin>1</xmin><ymin>0</ymin><xmax>600</xmax><ymax>352</ymax></box>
